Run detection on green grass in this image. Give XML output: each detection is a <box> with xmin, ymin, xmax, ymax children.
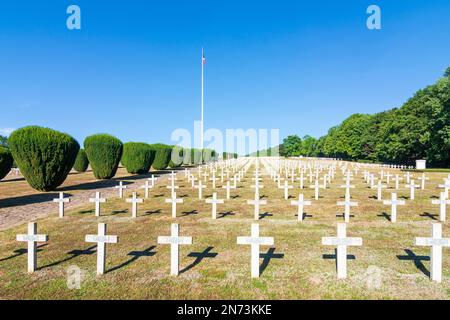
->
<box><xmin>0</xmin><ymin>165</ymin><xmax>449</xmax><ymax>299</ymax></box>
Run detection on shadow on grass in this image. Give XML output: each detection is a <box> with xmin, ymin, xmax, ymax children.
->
<box><xmin>179</xmin><ymin>246</ymin><xmax>218</xmax><ymax>274</ymax></box>
<box><xmin>108</xmin><ymin>246</ymin><xmax>157</xmax><ymax>273</ymax></box>
<box><xmin>377</xmin><ymin>212</ymin><xmax>391</xmax><ymax>221</ymax></box>
<box><xmin>218</xmin><ymin>211</ymin><xmax>235</xmax><ymax>219</ymax></box>
<box><xmin>0</xmin><ymin>244</ymin><xmax>48</xmax><ymax>262</ymax></box>
<box><xmin>420</xmin><ymin>212</ymin><xmax>439</xmax><ymax>221</ymax></box>
<box><xmin>397</xmin><ymin>249</ymin><xmax>430</xmax><ymax>277</ymax></box>
<box><xmin>259</xmin><ymin>212</ymin><xmax>273</xmax><ymax>220</ymax></box>
<box><xmin>39</xmin><ymin>245</ymin><xmax>97</xmax><ymax>269</ymax></box>
<box><xmin>323</xmin><ymin>249</ymin><xmax>355</xmax><ymax>271</ymax></box>
<box><xmin>260</xmin><ymin>248</ymin><xmax>284</xmax><ymax>276</ymax></box>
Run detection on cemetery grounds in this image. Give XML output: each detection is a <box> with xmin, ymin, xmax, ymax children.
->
<box><xmin>0</xmin><ymin>160</ymin><xmax>449</xmax><ymax>300</ymax></box>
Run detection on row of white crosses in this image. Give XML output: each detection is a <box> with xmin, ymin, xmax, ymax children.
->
<box><xmin>17</xmin><ymin>220</ymin><xmax>450</xmax><ymax>282</ymax></box>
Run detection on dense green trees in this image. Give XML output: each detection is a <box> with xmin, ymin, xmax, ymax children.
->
<box><xmin>9</xmin><ymin>126</ymin><xmax>80</xmax><ymax>191</ymax></box>
<box><xmin>73</xmin><ymin>149</ymin><xmax>89</xmax><ymax>172</ymax></box>
<box><xmin>0</xmin><ymin>147</ymin><xmax>13</xmax><ymax>180</ymax></box>
<box><xmin>84</xmin><ymin>134</ymin><xmax>123</xmax><ymax>179</ymax></box>
<box><xmin>277</xmin><ymin>69</ymin><xmax>450</xmax><ymax>167</ymax></box>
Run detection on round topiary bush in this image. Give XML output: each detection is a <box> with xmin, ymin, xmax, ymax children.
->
<box><xmin>84</xmin><ymin>134</ymin><xmax>123</xmax><ymax>179</ymax></box>
<box><xmin>169</xmin><ymin>146</ymin><xmax>184</xmax><ymax>168</ymax></box>
<box><xmin>0</xmin><ymin>147</ymin><xmax>14</xmax><ymax>180</ymax></box>
<box><xmin>73</xmin><ymin>149</ymin><xmax>89</xmax><ymax>172</ymax></box>
<box><xmin>121</xmin><ymin>142</ymin><xmax>155</xmax><ymax>174</ymax></box>
<box><xmin>150</xmin><ymin>144</ymin><xmax>172</xmax><ymax>170</ymax></box>
<box><xmin>8</xmin><ymin>126</ymin><xmax>80</xmax><ymax>191</ymax></box>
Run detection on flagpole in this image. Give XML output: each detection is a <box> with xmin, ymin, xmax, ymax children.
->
<box><xmin>201</xmin><ymin>48</ymin><xmax>204</xmax><ymax>150</ymax></box>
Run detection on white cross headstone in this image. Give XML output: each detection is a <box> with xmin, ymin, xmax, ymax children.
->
<box><xmin>16</xmin><ymin>222</ymin><xmax>48</xmax><ymax>273</ymax></box>
<box><xmin>296</xmin><ymin>173</ymin><xmax>306</xmax><ymax>189</ymax></box>
<box><xmin>126</xmin><ymin>192</ymin><xmax>143</xmax><ymax>218</ymax></box>
<box><xmin>89</xmin><ymin>192</ymin><xmax>106</xmax><ymax>217</ymax></box>
<box><xmin>337</xmin><ymin>195</ymin><xmax>358</xmax><ymax>223</ymax></box>
<box><xmin>205</xmin><ymin>192</ymin><xmax>224</xmax><ymax>219</ymax></box>
<box><xmin>157</xmin><ymin>223</ymin><xmax>192</xmax><ymax>276</ymax></box>
<box><xmin>53</xmin><ymin>192</ymin><xmax>69</xmax><ymax>218</ymax></box>
<box><xmin>406</xmin><ymin>180</ymin><xmax>420</xmax><ymax>200</ymax></box>
<box><xmin>393</xmin><ymin>174</ymin><xmax>403</xmax><ymax>190</ymax></box>
<box><xmin>167</xmin><ymin>183</ymin><xmax>179</xmax><ymax>197</ymax></box>
<box><xmin>141</xmin><ymin>180</ymin><xmax>153</xmax><ymax>198</ymax></box>
<box><xmin>237</xmin><ymin>223</ymin><xmax>274</xmax><ymax>278</ymax></box>
<box><xmin>247</xmin><ymin>192</ymin><xmax>267</xmax><ymax>220</ymax></box>
<box><xmin>291</xmin><ymin>194</ymin><xmax>311</xmax><ymax>221</ymax></box>
<box><xmin>418</xmin><ymin>173</ymin><xmax>429</xmax><ymax>190</ymax></box>
<box><xmin>194</xmin><ymin>181</ymin><xmax>206</xmax><ymax>199</ymax></box>
<box><xmin>404</xmin><ymin>172</ymin><xmax>413</xmax><ymax>184</ymax></box>
<box><xmin>279</xmin><ymin>180</ymin><xmax>293</xmax><ymax>200</ymax></box>
<box><xmin>383</xmin><ymin>192</ymin><xmax>405</xmax><ymax>223</ymax></box>
<box><xmin>371</xmin><ymin>180</ymin><xmax>386</xmax><ymax>200</ymax></box>
<box><xmin>85</xmin><ymin>223</ymin><xmax>118</xmax><ymax>275</ymax></box>
<box><xmin>432</xmin><ymin>192</ymin><xmax>450</xmax><ymax>222</ymax></box>
<box><xmin>415</xmin><ymin>223</ymin><xmax>450</xmax><ymax>283</ymax></box>
<box><xmin>165</xmin><ymin>192</ymin><xmax>183</xmax><ymax>218</ymax></box>
<box><xmin>148</xmin><ymin>175</ymin><xmax>157</xmax><ymax>187</ymax></box>
<box><xmin>222</xmin><ymin>181</ymin><xmax>235</xmax><ymax>200</ymax></box>
<box><xmin>114</xmin><ymin>181</ymin><xmax>127</xmax><ymax>198</ymax></box>
<box><xmin>322</xmin><ymin>223</ymin><xmax>362</xmax><ymax>279</ymax></box>
<box><xmin>310</xmin><ymin>180</ymin><xmax>320</xmax><ymax>201</ymax></box>
<box><xmin>438</xmin><ymin>179</ymin><xmax>450</xmax><ymax>199</ymax></box>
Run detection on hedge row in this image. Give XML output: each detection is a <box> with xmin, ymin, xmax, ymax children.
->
<box><xmin>6</xmin><ymin>125</ymin><xmax>221</xmax><ymax>191</ymax></box>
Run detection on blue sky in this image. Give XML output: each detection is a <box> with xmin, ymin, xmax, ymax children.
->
<box><xmin>0</xmin><ymin>0</ymin><xmax>449</xmax><ymax>153</ymax></box>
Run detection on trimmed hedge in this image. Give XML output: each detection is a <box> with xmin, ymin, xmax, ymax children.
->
<box><xmin>8</xmin><ymin>126</ymin><xmax>79</xmax><ymax>191</ymax></box>
<box><xmin>190</xmin><ymin>148</ymin><xmax>203</xmax><ymax>165</ymax></box>
<box><xmin>84</xmin><ymin>134</ymin><xmax>123</xmax><ymax>179</ymax></box>
<box><xmin>73</xmin><ymin>149</ymin><xmax>89</xmax><ymax>172</ymax></box>
<box><xmin>121</xmin><ymin>142</ymin><xmax>155</xmax><ymax>174</ymax></box>
<box><xmin>0</xmin><ymin>147</ymin><xmax>13</xmax><ymax>180</ymax></box>
<box><xmin>169</xmin><ymin>146</ymin><xmax>184</xmax><ymax>168</ymax></box>
<box><xmin>150</xmin><ymin>144</ymin><xmax>172</xmax><ymax>170</ymax></box>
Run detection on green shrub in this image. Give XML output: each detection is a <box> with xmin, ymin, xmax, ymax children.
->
<box><xmin>150</xmin><ymin>144</ymin><xmax>172</xmax><ymax>170</ymax></box>
<box><xmin>190</xmin><ymin>148</ymin><xmax>203</xmax><ymax>165</ymax></box>
<box><xmin>169</xmin><ymin>146</ymin><xmax>184</xmax><ymax>168</ymax></box>
<box><xmin>202</xmin><ymin>148</ymin><xmax>216</xmax><ymax>163</ymax></box>
<box><xmin>84</xmin><ymin>134</ymin><xmax>123</xmax><ymax>179</ymax></box>
<box><xmin>0</xmin><ymin>147</ymin><xmax>13</xmax><ymax>180</ymax></box>
<box><xmin>182</xmin><ymin>148</ymin><xmax>192</xmax><ymax>165</ymax></box>
<box><xmin>8</xmin><ymin>126</ymin><xmax>79</xmax><ymax>191</ymax></box>
<box><xmin>73</xmin><ymin>149</ymin><xmax>89</xmax><ymax>172</ymax></box>
<box><xmin>121</xmin><ymin>142</ymin><xmax>155</xmax><ymax>174</ymax></box>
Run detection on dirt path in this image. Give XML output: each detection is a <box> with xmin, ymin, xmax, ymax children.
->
<box><xmin>0</xmin><ymin>168</ymin><xmax>193</xmax><ymax>231</ymax></box>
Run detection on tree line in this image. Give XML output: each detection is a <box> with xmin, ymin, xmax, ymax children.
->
<box><xmin>276</xmin><ymin>68</ymin><xmax>450</xmax><ymax>167</ymax></box>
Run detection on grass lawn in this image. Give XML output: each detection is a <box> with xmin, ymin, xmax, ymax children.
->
<box><xmin>0</xmin><ymin>164</ymin><xmax>449</xmax><ymax>299</ymax></box>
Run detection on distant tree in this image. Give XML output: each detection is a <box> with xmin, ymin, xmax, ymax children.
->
<box><xmin>281</xmin><ymin>135</ymin><xmax>302</xmax><ymax>157</ymax></box>
<box><xmin>300</xmin><ymin>135</ymin><xmax>318</xmax><ymax>156</ymax></box>
<box><xmin>445</xmin><ymin>66</ymin><xmax>450</xmax><ymax>77</ymax></box>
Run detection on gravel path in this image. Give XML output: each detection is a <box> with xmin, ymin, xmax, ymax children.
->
<box><xmin>0</xmin><ymin>169</ymin><xmax>190</xmax><ymax>231</ymax></box>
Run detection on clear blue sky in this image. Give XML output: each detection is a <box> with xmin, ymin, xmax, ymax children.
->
<box><xmin>1</xmin><ymin>0</ymin><xmax>449</xmax><ymax>153</ymax></box>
